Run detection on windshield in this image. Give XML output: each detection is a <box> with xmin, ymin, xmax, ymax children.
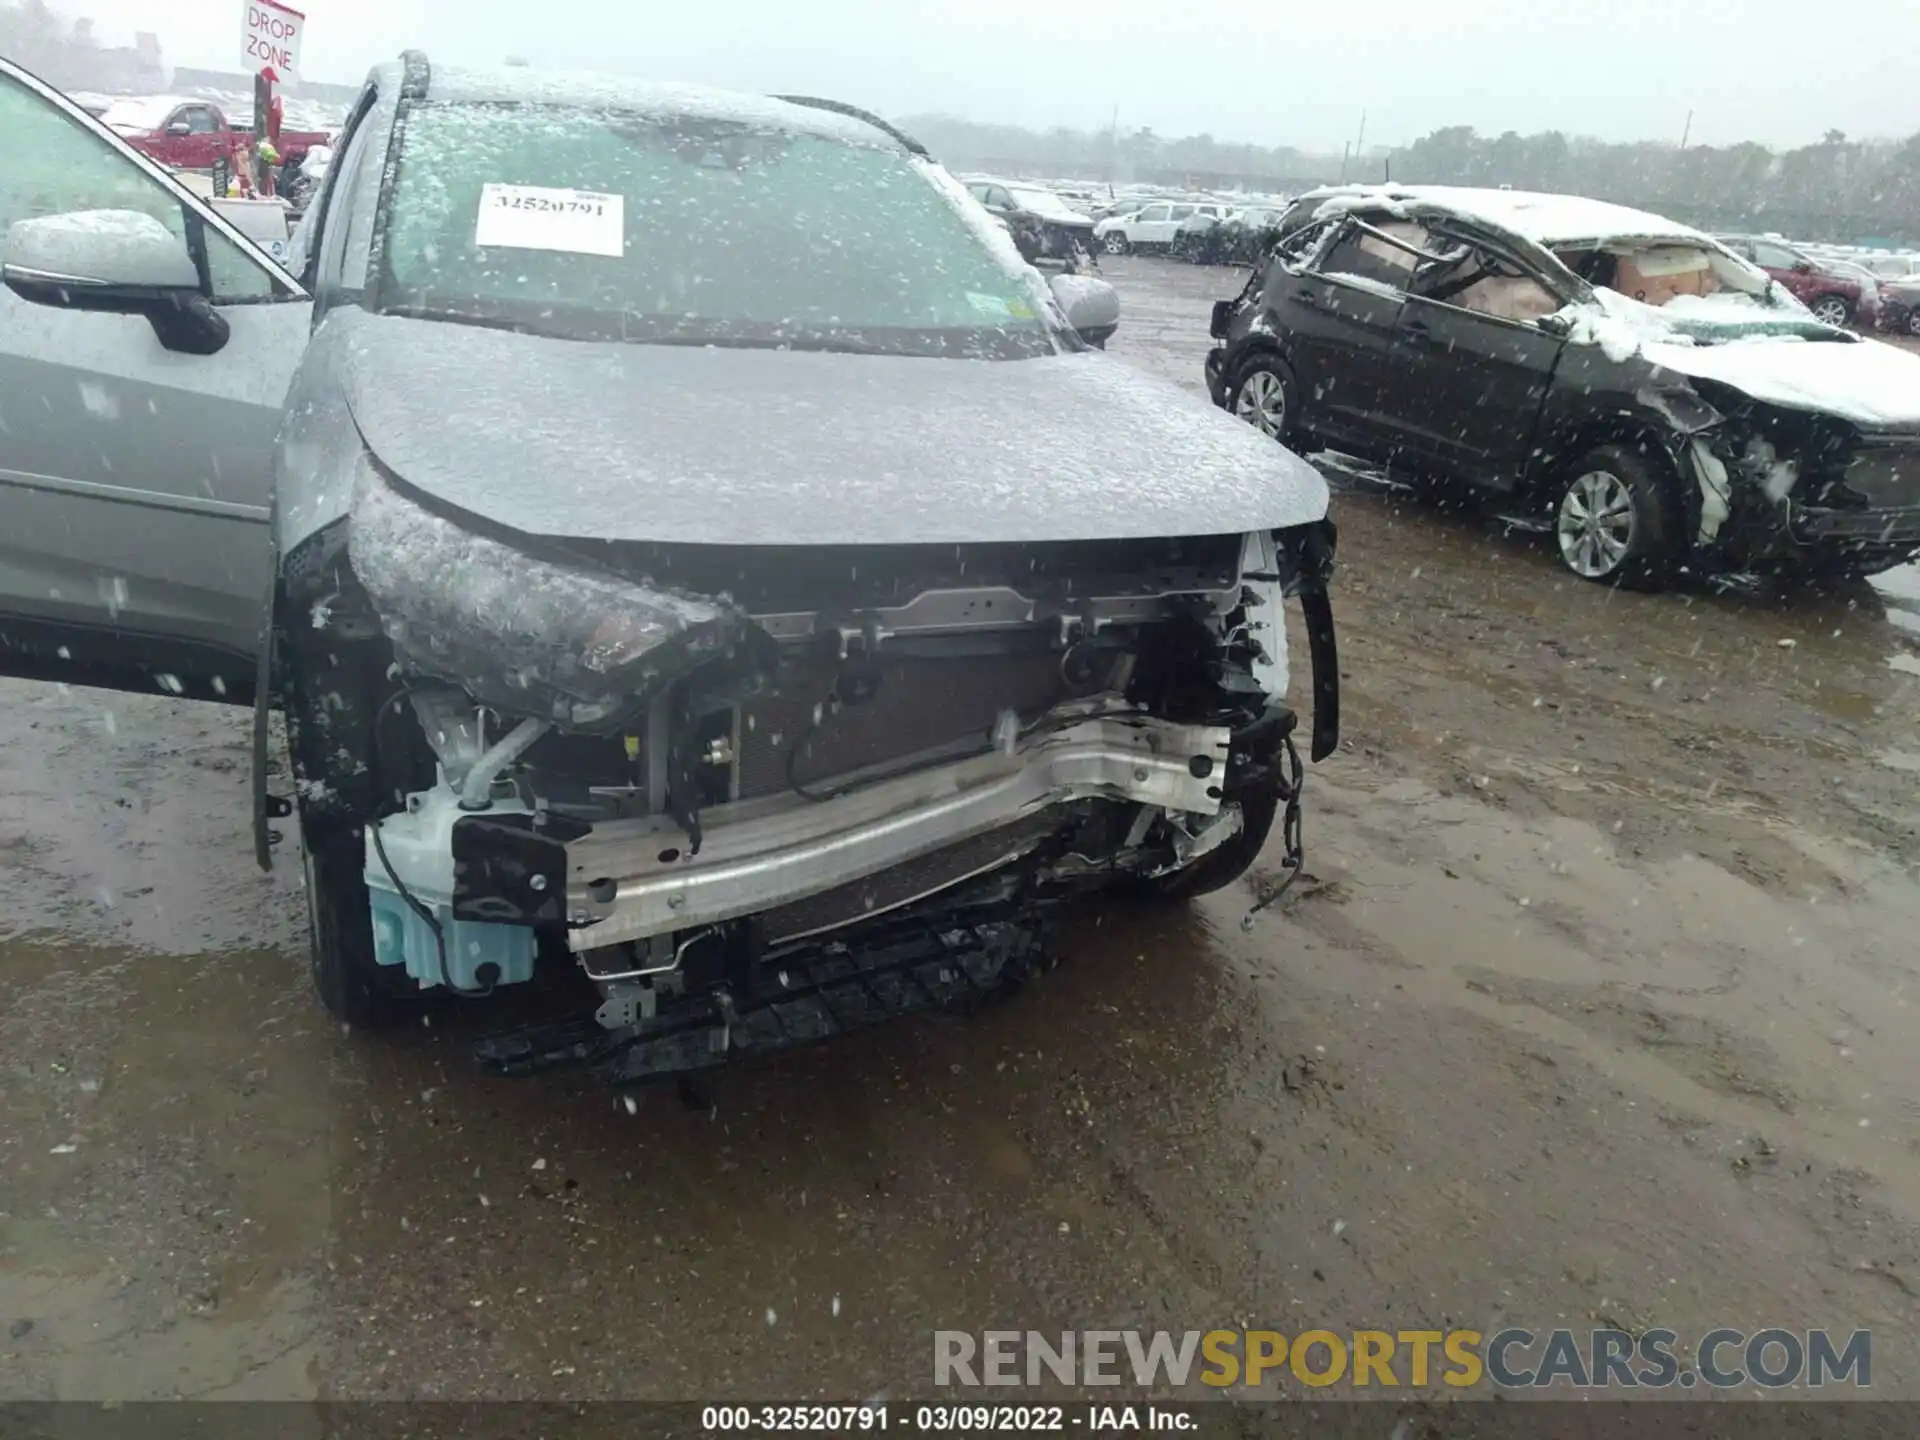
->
<box><xmin>1553</xmin><ymin>241</ymin><xmax>1768</xmax><ymax>304</ymax></box>
<box><xmin>377</xmin><ymin>102</ymin><xmax>1056</xmax><ymax>359</ymax></box>
<box><xmin>1655</xmin><ymin>296</ymin><xmax>1848</xmax><ymax>342</ymax></box>
<box><xmin>1544</xmin><ymin>238</ymin><xmax>1832</xmax><ymax>340</ymax></box>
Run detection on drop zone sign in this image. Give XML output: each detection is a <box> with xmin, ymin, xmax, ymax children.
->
<box><xmin>241</xmin><ymin>0</ymin><xmax>304</xmax><ymax>83</ymax></box>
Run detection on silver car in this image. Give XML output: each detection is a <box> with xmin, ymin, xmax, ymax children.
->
<box><xmin>0</xmin><ymin>54</ymin><xmax>1336</xmax><ymax>1084</ymax></box>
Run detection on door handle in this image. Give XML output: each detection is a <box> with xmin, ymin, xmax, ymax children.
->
<box><xmin>1397</xmin><ymin>316</ymin><xmax>1433</xmax><ymax>344</ymax></box>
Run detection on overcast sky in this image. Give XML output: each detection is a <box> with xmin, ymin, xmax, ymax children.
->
<box><xmin>68</xmin><ymin>0</ymin><xmax>1920</xmax><ymax>152</ymax></box>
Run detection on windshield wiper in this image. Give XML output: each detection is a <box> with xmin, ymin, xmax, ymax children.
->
<box><xmin>623</xmin><ymin>332</ymin><xmax>904</xmax><ymax>356</ymax></box>
<box><xmin>380</xmin><ymin>302</ymin><xmax>556</xmax><ymax>336</ymax></box>
<box><xmin>380</xmin><ymin>299</ymin><xmax>606</xmax><ymax>341</ymax></box>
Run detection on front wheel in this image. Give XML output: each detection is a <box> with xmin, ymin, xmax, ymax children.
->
<box><xmin>1102</xmin><ymin>232</ymin><xmax>1130</xmax><ymax>255</ymax></box>
<box><xmin>302</xmin><ymin>810</ymin><xmax>412</xmax><ymax>1029</ymax></box>
<box><xmin>1906</xmin><ymin>308</ymin><xmax>1920</xmax><ymax>338</ymax></box>
<box><xmin>1225</xmin><ymin>353</ymin><xmax>1296</xmax><ymax>443</ymax></box>
<box><xmin>1810</xmin><ymin>294</ymin><xmax>1853</xmax><ymax>327</ymax></box>
<box><xmin>1554</xmin><ymin>445</ymin><xmax>1681</xmax><ymax>590</ymax></box>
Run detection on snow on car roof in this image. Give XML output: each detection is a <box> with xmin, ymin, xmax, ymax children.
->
<box><xmin>1007</xmin><ymin>186</ymin><xmax>1089</xmax><ymax>219</ymax></box>
<box><xmin>96</xmin><ymin>94</ymin><xmax>197</xmax><ymax>128</ymax></box>
<box><xmin>1309</xmin><ymin>184</ymin><xmax>1712</xmax><ymax>247</ymax></box>
<box><xmin>423</xmin><ymin>64</ymin><xmax>903</xmax><ymax>150</ymax></box>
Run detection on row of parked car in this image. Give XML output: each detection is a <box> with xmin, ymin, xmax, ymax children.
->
<box><xmin>1205</xmin><ymin>185</ymin><xmax>1920</xmax><ymax>588</ymax></box>
<box><xmin>1094</xmin><ymin>202</ymin><xmax>1297</xmax><ymax>266</ymax></box>
<box><xmin>1710</xmin><ymin>233</ymin><xmax>1920</xmax><ymax>336</ymax></box>
<box><xmin>956</xmin><ymin>178</ymin><xmax>1303</xmax><ymax>270</ymax></box>
<box><xmin>952</xmin><ymin>175</ymin><xmax>1920</xmax><ymax>340</ymax></box>
<box><xmin>1073</xmin><ymin>181</ymin><xmax>1920</xmax><ymax>338</ymax></box>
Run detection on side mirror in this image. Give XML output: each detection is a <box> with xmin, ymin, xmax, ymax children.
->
<box><xmin>1209</xmin><ymin>298</ymin><xmax>1237</xmax><ymax>340</ymax></box>
<box><xmin>1049</xmin><ymin>272</ymin><xmax>1121</xmax><ymax>349</ymax></box>
<box><xmin>165</xmin><ymin>120</ymin><xmax>191</xmax><ymax>137</ymax></box>
<box><xmin>1532</xmin><ymin>310</ymin><xmax>1574</xmax><ymax>337</ymax></box>
<box><xmin>3</xmin><ymin>210</ymin><xmax>230</xmax><ymax>355</ymax></box>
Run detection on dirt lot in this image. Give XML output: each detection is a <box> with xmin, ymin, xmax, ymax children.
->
<box><xmin>3</xmin><ymin>256</ymin><xmax>1919</xmax><ymax>1404</ymax></box>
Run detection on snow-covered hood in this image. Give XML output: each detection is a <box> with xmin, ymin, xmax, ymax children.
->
<box><xmin>1559</xmin><ymin>288</ymin><xmax>1920</xmax><ymax>430</ymax></box>
<box><xmin>335</xmin><ymin>313</ymin><xmax>1328</xmax><ymax>546</ymax></box>
<box><xmin>1644</xmin><ymin>337</ymin><xmax>1920</xmax><ymax>431</ymax></box>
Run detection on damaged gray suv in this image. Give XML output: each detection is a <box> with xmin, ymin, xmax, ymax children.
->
<box><xmin>0</xmin><ymin>55</ymin><xmax>1335</xmax><ymax>1084</ymax></box>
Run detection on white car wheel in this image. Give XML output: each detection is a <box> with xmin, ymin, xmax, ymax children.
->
<box><xmin>1811</xmin><ymin>295</ymin><xmax>1851</xmax><ymax>326</ymax></box>
<box><xmin>1556</xmin><ymin>469</ymin><xmax>1636</xmax><ymax>579</ymax></box>
<box><xmin>1232</xmin><ymin>367</ymin><xmax>1287</xmax><ymax>438</ymax></box>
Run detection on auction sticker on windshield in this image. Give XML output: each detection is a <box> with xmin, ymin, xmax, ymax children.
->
<box><xmin>474</xmin><ymin>183</ymin><xmax>625</xmax><ymax>257</ymax></box>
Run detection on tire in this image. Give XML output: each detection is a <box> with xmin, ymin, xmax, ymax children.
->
<box><xmin>1907</xmin><ymin>308</ymin><xmax>1920</xmax><ymax>338</ymax></box>
<box><xmin>302</xmin><ymin>809</ymin><xmax>412</xmax><ymax>1029</ymax></box>
<box><xmin>1224</xmin><ymin>352</ymin><xmax>1297</xmax><ymax>443</ymax></box>
<box><xmin>1142</xmin><ymin>786</ymin><xmax>1280</xmax><ymax>901</ymax></box>
<box><xmin>1102</xmin><ymin>231</ymin><xmax>1130</xmax><ymax>255</ymax></box>
<box><xmin>1553</xmin><ymin>444</ymin><xmax>1682</xmax><ymax>590</ymax></box>
<box><xmin>1810</xmin><ymin>294</ymin><xmax>1852</xmax><ymax>327</ymax></box>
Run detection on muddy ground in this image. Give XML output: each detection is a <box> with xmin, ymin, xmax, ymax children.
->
<box><xmin>3</xmin><ymin>255</ymin><xmax>1919</xmax><ymax>1404</ymax></box>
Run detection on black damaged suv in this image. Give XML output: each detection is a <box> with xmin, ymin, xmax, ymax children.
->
<box><xmin>1207</xmin><ymin>185</ymin><xmax>1920</xmax><ymax>587</ymax></box>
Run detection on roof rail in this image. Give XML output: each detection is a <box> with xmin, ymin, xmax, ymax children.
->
<box><xmin>771</xmin><ymin>95</ymin><xmax>929</xmax><ymax>157</ymax></box>
<box><xmin>399</xmin><ymin>48</ymin><xmax>431</xmax><ymax>100</ymax></box>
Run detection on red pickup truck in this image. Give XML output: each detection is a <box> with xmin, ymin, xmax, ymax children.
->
<box><xmin>1713</xmin><ymin>233</ymin><xmax>1880</xmax><ymax>330</ymax></box>
<box><xmin>97</xmin><ymin>94</ymin><xmax>331</xmax><ymax>172</ymax></box>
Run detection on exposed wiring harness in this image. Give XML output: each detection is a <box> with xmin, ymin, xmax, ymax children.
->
<box><xmin>1241</xmin><ymin>730</ymin><xmax>1306</xmax><ymax>932</ymax></box>
<box><xmin>785</xmin><ymin>714</ymin><xmax>844</xmax><ymax>803</ymax></box>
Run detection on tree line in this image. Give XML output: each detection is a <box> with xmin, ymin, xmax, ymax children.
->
<box><xmin>1</xmin><ymin>0</ymin><xmax>118</xmax><ymax>89</ymax></box>
<box><xmin>1392</xmin><ymin>125</ymin><xmax>1920</xmax><ymax>245</ymax></box>
<box><xmin>903</xmin><ymin>114</ymin><xmax>1920</xmax><ymax>246</ymax></box>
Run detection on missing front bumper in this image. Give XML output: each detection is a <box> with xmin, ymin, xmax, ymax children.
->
<box><xmin>561</xmin><ymin>714</ymin><xmax>1227</xmax><ymax>950</ymax></box>
<box><xmin>449</xmin><ymin>714</ymin><xmax>1230</xmax><ymax>953</ymax></box>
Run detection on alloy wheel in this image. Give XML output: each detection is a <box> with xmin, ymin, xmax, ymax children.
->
<box><xmin>1103</xmin><ymin>233</ymin><xmax>1128</xmax><ymax>254</ymax></box>
<box><xmin>1233</xmin><ymin>369</ymin><xmax>1286</xmax><ymax>437</ymax></box>
<box><xmin>1812</xmin><ymin>296</ymin><xmax>1850</xmax><ymax>326</ymax></box>
<box><xmin>1557</xmin><ymin>469</ymin><xmax>1636</xmax><ymax>578</ymax></box>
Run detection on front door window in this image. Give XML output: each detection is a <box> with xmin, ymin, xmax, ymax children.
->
<box><xmin>1315</xmin><ymin>218</ymin><xmax>1429</xmax><ymax>291</ymax></box>
<box><xmin>0</xmin><ymin>79</ymin><xmax>277</xmax><ymax>303</ymax></box>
